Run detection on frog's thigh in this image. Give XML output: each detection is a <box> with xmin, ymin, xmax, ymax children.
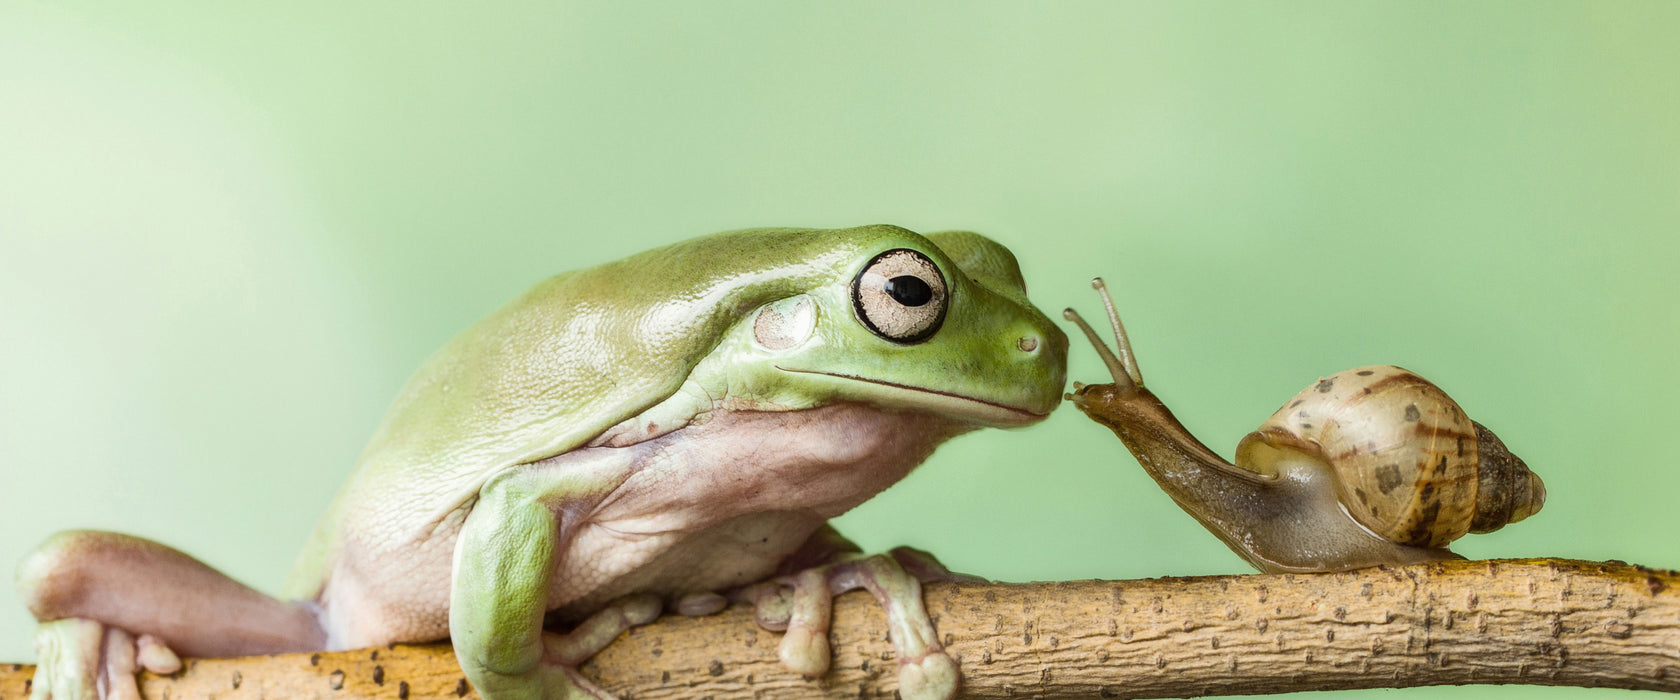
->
<box><xmin>17</xmin><ymin>530</ymin><xmax>326</xmax><ymax>657</ymax></box>
<box><xmin>448</xmin><ymin>455</ymin><xmax>627</xmax><ymax>699</ymax></box>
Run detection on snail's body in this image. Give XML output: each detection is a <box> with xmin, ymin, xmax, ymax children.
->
<box><xmin>1064</xmin><ymin>280</ymin><xmax>1544</xmax><ymax>574</ymax></box>
<box><xmin>1073</xmin><ymin>380</ymin><xmax>1466</xmax><ymax>573</ymax></box>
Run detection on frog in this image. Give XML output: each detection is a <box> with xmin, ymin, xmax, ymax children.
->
<box><xmin>17</xmin><ymin>224</ymin><xmax>1068</xmax><ymax>700</ymax></box>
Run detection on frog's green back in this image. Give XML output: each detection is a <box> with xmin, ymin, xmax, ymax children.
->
<box><xmin>286</xmin><ymin>225</ymin><xmax>1033</xmax><ymax>598</ymax></box>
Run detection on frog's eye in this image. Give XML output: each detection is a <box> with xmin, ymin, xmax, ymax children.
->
<box><xmin>852</xmin><ymin>248</ymin><xmax>948</xmax><ymax>344</ymax></box>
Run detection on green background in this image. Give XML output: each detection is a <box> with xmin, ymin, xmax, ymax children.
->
<box><xmin>2</xmin><ymin>3</ymin><xmax>1676</xmax><ymax>698</ymax></box>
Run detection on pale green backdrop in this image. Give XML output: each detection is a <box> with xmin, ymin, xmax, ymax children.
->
<box><xmin>2</xmin><ymin>3</ymin><xmax>1675</xmax><ymax>699</ymax></box>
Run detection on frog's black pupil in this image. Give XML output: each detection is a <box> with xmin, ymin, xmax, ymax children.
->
<box><xmin>884</xmin><ymin>275</ymin><xmax>933</xmax><ymax>307</ymax></box>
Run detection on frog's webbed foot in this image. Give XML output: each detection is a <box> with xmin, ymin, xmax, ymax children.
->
<box><xmin>532</xmin><ymin>594</ymin><xmax>663</xmax><ymax>700</ymax></box>
<box><xmin>30</xmin><ymin>619</ymin><xmax>181</xmax><ymax>700</ymax></box>
<box><xmin>742</xmin><ymin>550</ymin><xmax>961</xmax><ymax>700</ymax></box>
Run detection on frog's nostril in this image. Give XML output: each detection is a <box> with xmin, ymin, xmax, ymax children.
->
<box><xmin>1017</xmin><ymin>336</ymin><xmax>1039</xmax><ymax>353</ymax></box>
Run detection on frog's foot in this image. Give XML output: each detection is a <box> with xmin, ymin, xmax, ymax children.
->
<box><xmin>532</xmin><ymin>593</ymin><xmax>663</xmax><ymax>700</ymax></box>
<box><xmin>30</xmin><ymin>618</ymin><xmax>182</xmax><ymax>700</ymax></box>
<box><xmin>744</xmin><ymin>552</ymin><xmax>960</xmax><ymax>700</ymax></box>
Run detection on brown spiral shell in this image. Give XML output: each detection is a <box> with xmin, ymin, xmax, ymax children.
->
<box><xmin>1233</xmin><ymin>366</ymin><xmax>1545</xmax><ymax>549</ymax></box>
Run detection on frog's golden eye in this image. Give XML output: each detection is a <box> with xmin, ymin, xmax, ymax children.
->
<box><xmin>852</xmin><ymin>248</ymin><xmax>948</xmax><ymax>344</ymax></box>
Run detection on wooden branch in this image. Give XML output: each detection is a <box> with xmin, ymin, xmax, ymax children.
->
<box><xmin>3</xmin><ymin>559</ymin><xmax>1677</xmax><ymax>699</ymax></box>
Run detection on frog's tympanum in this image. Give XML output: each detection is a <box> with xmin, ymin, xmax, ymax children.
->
<box><xmin>18</xmin><ymin>225</ymin><xmax>1068</xmax><ymax>700</ymax></box>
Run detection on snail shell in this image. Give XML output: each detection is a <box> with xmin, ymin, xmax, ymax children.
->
<box><xmin>1066</xmin><ymin>279</ymin><xmax>1546</xmax><ymax>571</ymax></box>
<box><xmin>1233</xmin><ymin>366</ymin><xmax>1545</xmax><ymax>549</ymax></box>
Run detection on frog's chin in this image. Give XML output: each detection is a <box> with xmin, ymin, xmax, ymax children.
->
<box><xmin>774</xmin><ymin>366</ymin><xmax>1048</xmax><ymax>427</ymax></box>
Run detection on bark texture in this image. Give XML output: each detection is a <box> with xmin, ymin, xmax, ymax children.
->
<box><xmin>3</xmin><ymin>558</ymin><xmax>1677</xmax><ymax>699</ymax></box>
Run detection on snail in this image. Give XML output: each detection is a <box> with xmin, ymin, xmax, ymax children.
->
<box><xmin>1062</xmin><ymin>279</ymin><xmax>1545</xmax><ymax>573</ymax></box>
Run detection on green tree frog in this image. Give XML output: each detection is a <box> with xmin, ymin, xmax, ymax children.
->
<box><xmin>17</xmin><ymin>225</ymin><xmax>1067</xmax><ymax>700</ymax></box>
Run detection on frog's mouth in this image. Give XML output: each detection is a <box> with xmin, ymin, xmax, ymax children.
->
<box><xmin>776</xmin><ymin>367</ymin><xmax>1048</xmax><ymax>426</ymax></box>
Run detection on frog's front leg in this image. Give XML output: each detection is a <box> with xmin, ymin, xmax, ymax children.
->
<box><xmin>742</xmin><ymin>526</ymin><xmax>970</xmax><ymax>700</ymax></box>
<box><xmin>449</xmin><ymin>456</ymin><xmax>642</xmax><ymax>700</ymax></box>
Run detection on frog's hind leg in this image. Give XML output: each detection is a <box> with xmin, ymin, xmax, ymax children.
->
<box><xmin>18</xmin><ymin>530</ymin><xmax>327</xmax><ymax>700</ymax></box>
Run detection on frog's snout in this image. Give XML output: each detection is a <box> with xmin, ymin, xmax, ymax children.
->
<box><xmin>968</xmin><ymin>311</ymin><xmax>1068</xmax><ymax>421</ymax></box>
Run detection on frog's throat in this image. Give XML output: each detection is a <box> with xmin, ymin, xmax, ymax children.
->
<box><xmin>774</xmin><ymin>366</ymin><xmax>1046</xmax><ymax>426</ymax></box>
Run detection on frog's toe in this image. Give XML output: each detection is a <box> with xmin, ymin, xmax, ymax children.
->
<box><xmin>134</xmin><ymin>634</ymin><xmax>181</xmax><ymax>675</ymax></box>
<box><xmin>776</xmin><ymin>625</ymin><xmax>829</xmax><ymax>677</ymax></box>
<box><xmin>898</xmin><ymin>651</ymin><xmax>960</xmax><ymax>700</ymax></box>
<box><xmin>99</xmin><ymin>627</ymin><xmax>145</xmax><ymax>700</ymax></box>
<box><xmin>31</xmin><ymin>618</ymin><xmax>103</xmax><ymax>700</ymax></box>
<box><xmin>739</xmin><ymin>581</ymin><xmax>793</xmax><ymax>630</ymax></box>
<box><xmin>617</xmin><ymin>592</ymin><xmax>663</xmax><ymax>626</ymax></box>
<box><xmin>775</xmin><ymin>568</ymin><xmax>834</xmax><ymax>677</ymax></box>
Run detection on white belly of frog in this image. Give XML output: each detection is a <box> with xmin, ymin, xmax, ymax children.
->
<box><xmin>551</xmin><ymin>510</ymin><xmax>823</xmax><ymax>621</ymax></box>
<box><xmin>544</xmin><ymin>403</ymin><xmax>966</xmax><ymax>616</ymax></box>
<box><xmin>317</xmin><ymin>402</ymin><xmax>964</xmax><ymax>648</ymax></box>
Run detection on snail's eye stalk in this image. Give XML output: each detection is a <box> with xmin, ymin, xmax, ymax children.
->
<box><xmin>1089</xmin><ymin>278</ymin><xmax>1141</xmax><ymax>386</ymax></box>
<box><xmin>1064</xmin><ymin>305</ymin><xmax>1141</xmax><ymax>390</ymax></box>
<box><xmin>1063</xmin><ymin>277</ymin><xmax>1143</xmax><ymax>388</ymax></box>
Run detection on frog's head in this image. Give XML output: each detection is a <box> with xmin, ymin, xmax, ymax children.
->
<box><xmin>708</xmin><ymin>225</ymin><xmax>1067</xmax><ymax>427</ymax></box>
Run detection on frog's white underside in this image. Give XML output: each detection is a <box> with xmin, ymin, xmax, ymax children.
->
<box><xmin>319</xmin><ymin>402</ymin><xmax>967</xmax><ymax>649</ymax></box>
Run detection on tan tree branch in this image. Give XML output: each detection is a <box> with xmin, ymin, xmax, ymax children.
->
<box><xmin>3</xmin><ymin>558</ymin><xmax>1678</xmax><ymax>699</ymax></box>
